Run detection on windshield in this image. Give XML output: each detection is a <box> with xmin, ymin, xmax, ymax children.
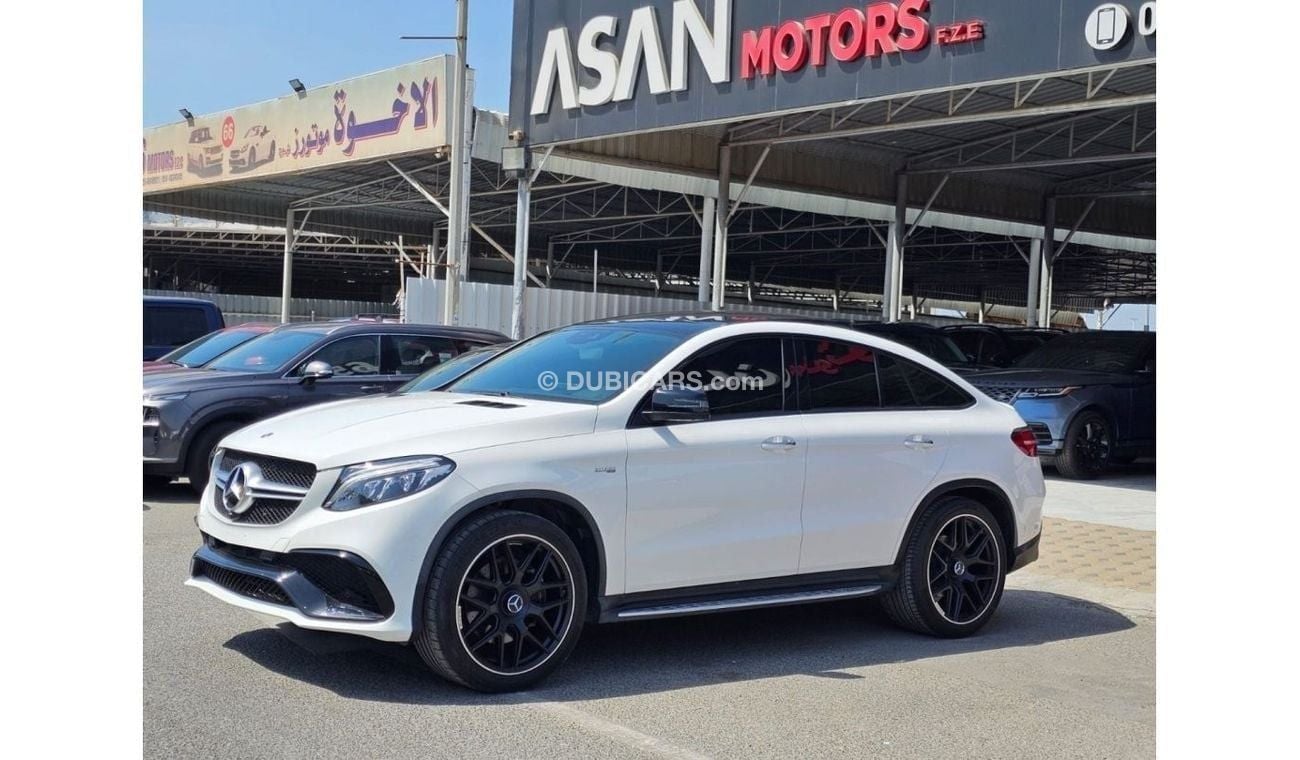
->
<box><xmin>446</xmin><ymin>324</ymin><xmax>700</xmax><ymax>403</ymax></box>
<box><xmin>398</xmin><ymin>345</ymin><xmax>508</xmax><ymax>393</ymax></box>
<box><xmin>1014</xmin><ymin>333</ymin><xmax>1151</xmax><ymax>372</ymax></box>
<box><xmin>207</xmin><ymin>329</ymin><xmax>326</xmax><ymax>373</ymax></box>
<box><xmin>158</xmin><ymin>328</ymin><xmax>263</xmax><ymax>367</ymax></box>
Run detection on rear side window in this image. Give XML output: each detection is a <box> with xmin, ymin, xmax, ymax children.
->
<box><xmin>306</xmin><ymin>335</ymin><xmax>380</xmax><ymax>376</ymax></box>
<box><xmin>791</xmin><ymin>338</ymin><xmax>880</xmax><ymax>412</ymax></box>
<box><xmin>383</xmin><ymin>335</ymin><xmax>459</xmax><ymax>376</ymax></box>
<box><xmin>145</xmin><ymin>305</ymin><xmax>211</xmax><ymax>348</ymax></box>
<box><xmin>877</xmin><ymin>353</ymin><xmax>973</xmax><ymax>408</ymax></box>
<box><xmin>671</xmin><ymin>336</ymin><xmax>786</xmax><ymax>419</ymax></box>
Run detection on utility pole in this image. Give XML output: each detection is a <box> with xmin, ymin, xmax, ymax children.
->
<box><xmin>443</xmin><ymin>0</ymin><xmax>469</xmax><ymax>326</ymax></box>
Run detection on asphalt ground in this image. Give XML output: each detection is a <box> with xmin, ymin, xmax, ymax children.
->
<box><xmin>145</xmin><ymin>467</ymin><xmax>1155</xmax><ymax>759</ymax></box>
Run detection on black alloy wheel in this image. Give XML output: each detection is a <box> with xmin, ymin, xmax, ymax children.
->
<box><xmin>927</xmin><ymin>514</ymin><xmax>1001</xmax><ymax>625</ymax></box>
<box><xmin>414</xmin><ymin>509</ymin><xmax>587</xmax><ymax>692</ymax></box>
<box><xmin>456</xmin><ymin>535</ymin><xmax>575</xmax><ymax>676</ymax></box>
<box><xmin>1056</xmin><ymin>410</ymin><xmax>1113</xmax><ymax>479</ymax></box>
<box><xmin>880</xmin><ymin>496</ymin><xmax>1007</xmax><ymax>637</ymax></box>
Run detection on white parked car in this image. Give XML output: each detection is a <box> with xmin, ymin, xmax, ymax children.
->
<box><xmin>187</xmin><ymin>314</ymin><xmax>1044</xmax><ymax>691</ymax></box>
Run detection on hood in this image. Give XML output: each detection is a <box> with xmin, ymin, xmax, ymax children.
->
<box><xmin>143</xmin><ymin>367</ymin><xmax>278</xmax><ymax>394</ymax></box>
<box><xmin>143</xmin><ymin>361</ymin><xmax>186</xmax><ymax>374</ymax></box>
<box><xmin>966</xmin><ymin>368</ymin><xmax>1133</xmax><ymax>387</ymax></box>
<box><xmin>218</xmin><ymin>392</ymin><xmax>599</xmax><ymax>470</ymax></box>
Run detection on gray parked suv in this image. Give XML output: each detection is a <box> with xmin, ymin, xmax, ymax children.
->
<box><xmin>143</xmin><ymin>320</ymin><xmax>508</xmax><ymax>492</ymax></box>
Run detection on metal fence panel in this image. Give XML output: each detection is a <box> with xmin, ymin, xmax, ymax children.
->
<box><xmin>145</xmin><ymin>289</ymin><xmax>395</xmax><ymax>324</ymax></box>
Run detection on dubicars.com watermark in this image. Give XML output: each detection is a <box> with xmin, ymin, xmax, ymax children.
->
<box><xmin>536</xmin><ymin>369</ymin><xmax>774</xmax><ymax>394</ymax></box>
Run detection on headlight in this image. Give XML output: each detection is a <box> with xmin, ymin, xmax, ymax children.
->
<box><xmin>145</xmin><ymin>392</ymin><xmax>189</xmax><ymax>402</ymax></box>
<box><xmin>1016</xmin><ymin>386</ymin><xmax>1079</xmax><ymax>399</ymax></box>
<box><xmin>323</xmin><ymin>455</ymin><xmax>456</xmax><ymax>511</ymax></box>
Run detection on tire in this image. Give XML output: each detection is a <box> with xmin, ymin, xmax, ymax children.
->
<box><xmin>185</xmin><ymin>420</ymin><xmax>244</xmax><ymax>496</ymax></box>
<box><xmin>143</xmin><ymin>474</ymin><xmax>171</xmax><ymax>489</ymax></box>
<box><xmin>881</xmin><ymin>496</ymin><xmax>1007</xmax><ymax>638</ymax></box>
<box><xmin>414</xmin><ymin>510</ymin><xmax>587</xmax><ymax>692</ymax></box>
<box><xmin>1055</xmin><ymin>410</ymin><xmax>1113</xmax><ymax>480</ymax></box>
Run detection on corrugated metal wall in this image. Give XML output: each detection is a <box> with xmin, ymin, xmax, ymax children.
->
<box><xmin>144</xmin><ymin>289</ymin><xmax>395</xmax><ymax>324</ymax></box>
<box><xmin>401</xmin><ymin>278</ymin><xmax>954</xmax><ymax>336</ymax></box>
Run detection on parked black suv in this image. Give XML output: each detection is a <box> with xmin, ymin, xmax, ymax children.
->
<box><xmin>143</xmin><ymin>320</ymin><xmax>508</xmax><ymax>491</ymax></box>
<box><xmin>942</xmin><ymin>325</ymin><xmax>1064</xmax><ymax>368</ymax></box>
<box><xmin>853</xmin><ymin>322</ymin><xmax>985</xmax><ymax>373</ymax></box>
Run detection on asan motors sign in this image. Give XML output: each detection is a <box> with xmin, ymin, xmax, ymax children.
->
<box><xmin>144</xmin><ymin>57</ymin><xmax>453</xmax><ymax>194</ymax></box>
<box><xmin>510</xmin><ymin>0</ymin><xmax>1155</xmax><ymax>145</ymax></box>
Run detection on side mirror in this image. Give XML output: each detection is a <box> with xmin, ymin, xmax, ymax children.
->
<box><xmin>642</xmin><ymin>387</ymin><xmax>710</xmax><ymax>424</ymax></box>
<box><xmin>300</xmin><ymin>360</ymin><xmax>334</xmax><ymax>383</ymax></box>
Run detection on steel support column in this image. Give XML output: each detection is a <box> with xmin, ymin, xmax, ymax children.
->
<box><xmin>1026</xmin><ymin>238</ymin><xmax>1043</xmax><ymax>327</ymax></box>
<box><xmin>711</xmin><ymin>146</ymin><xmax>732</xmax><ymax>311</ymax></box>
<box><xmin>698</xmin><ymin>196</ymin><xmax>716</xmax><ymax>304</ymax></box>
<box><xmin>280</xmin><ymin>208</ymin><xmax>295</xmax><ymax>323</ymax></box>
<box><xmin>883</xmin><ymin>174</ymin><xmax>907</xmax><ymax>321</ymax></box>
<box><xmin>510</xmin><ymin>174</ymin><xmax>531</xmax><ymax>340</ymax></box>
<box><xmin>1040</xmin><ymin>197</ymin><xmax>1057</xmax><ymax>327</ymax></box>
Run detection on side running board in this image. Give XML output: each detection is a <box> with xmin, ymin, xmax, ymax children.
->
<box><xmin>614</xmin><ymin>585</ymin><xmax>883</xmax><ymax>621</ymax></box>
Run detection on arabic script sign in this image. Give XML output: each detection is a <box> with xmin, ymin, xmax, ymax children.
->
<box><xmin>143</xmin><ymin>57</ymin><xmax>452</xmax><ymax>194</ymax></box>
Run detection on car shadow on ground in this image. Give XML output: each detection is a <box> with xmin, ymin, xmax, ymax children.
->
<box><xmin>222</xmin><ymin>589</ymin><xmax>1136</xmax><ymax>706</ymax></box>
<box><xmin>143</xmin><ymin>480</ymin><xmax>200</xmax><ymax>507</ymax></box>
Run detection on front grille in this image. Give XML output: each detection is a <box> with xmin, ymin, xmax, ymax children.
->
<box><xmin>976</xmin><ymin>385</ymin><xmax>1020</xmax><ymax>403</ymax></box>
<box><xmin>194</xmin><ymin>558</ymin><xmax>291</xmax><ymax>606</ymax></box>
<box><xmin>215</xmin><ymin>495</ymin><xmax>300</xmax><ymax>525</ymax></box>
<box><xmin>221</xmin><ymin>450</ymin><xmax>316</xmax><ymax>489</ymax></box>
<box><xmin>213</xmin><ymin>450</ymin><xmax>315</xmax><ymax>525</ymax></box>
<box><xmin>1027</xmin><ymin>422</ymin><xmax>1053</xmax><ymax>446</ymax></box>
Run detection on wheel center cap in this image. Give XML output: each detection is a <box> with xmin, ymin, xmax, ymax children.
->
<box><xmin>503</xmin><ymin>592</ymin><xmax>525</xmax><ymax>615</ymax></box>
<box><xmin>952</xmin><ymin>560</ymin><xmax>966</xmax><ymax>576</ymax></box>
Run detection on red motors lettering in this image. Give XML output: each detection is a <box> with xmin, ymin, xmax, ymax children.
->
<box><xmin>742</xmin><ymin>0</ymin><xmax>977</xmax><ymax>79</ymax></box>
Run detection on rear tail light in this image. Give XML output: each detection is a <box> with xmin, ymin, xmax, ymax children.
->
<box><xmin>1011</xmin><ymin>427</ymin><xmax>1038</xmax><ymax>458</ymax></box>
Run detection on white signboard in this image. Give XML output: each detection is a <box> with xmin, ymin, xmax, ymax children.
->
<box><xmin>143</xmin><ymin>57</ymin><xmax>452</xmax><ymax>194</ymax></box>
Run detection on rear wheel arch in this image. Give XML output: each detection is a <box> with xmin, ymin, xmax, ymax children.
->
<box><xmin>896</xmin><ymin>479</ymin><xmax>1018</xmax><ymax>568</ymax></box>
<box><xmin>411</xmin><ymin>489</ymin><xmax>606</xmax><ymax>636</ymax></box>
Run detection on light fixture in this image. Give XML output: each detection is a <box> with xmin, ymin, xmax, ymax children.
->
<box><xmin>178</xmin><ymin>107</ymin><xmax>193</xmax><ymax>123</ymax></box>
<box><xmin>289</xmin><ymin>78</ymin><xmax>306</xmax><ymax>94</ymax></box>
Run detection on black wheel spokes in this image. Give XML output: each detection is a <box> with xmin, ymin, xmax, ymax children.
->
<box><xmin>1076</xmin><ymin>421</ymin><xmax>1112</xmax><ymax>465</ymax></box>
<box><xmin>458</xmin><ymin>536</ymin><xmax>572</xmax><ymax>674</ymax></box>
<box><xmin>928</xmin><ymin>516</ymin><xmax>1000</xmax><ymax>624</ymax></box>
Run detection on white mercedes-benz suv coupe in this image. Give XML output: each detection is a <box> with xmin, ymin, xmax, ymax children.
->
<box><xmin>188</xmin><ymin>314</ymin><xmax>1044</xmax><ymax>692</ymax></box>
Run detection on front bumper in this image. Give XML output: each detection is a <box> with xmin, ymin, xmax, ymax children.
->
<box><xmin>190</xmin><ymin>534</ymin><xmax>394</xmax><ymax>618</ymax></box>
<box><xmin>190</xmin><ymin>466</ymin><xmax>483</xmax><ymax>642</ymax></box>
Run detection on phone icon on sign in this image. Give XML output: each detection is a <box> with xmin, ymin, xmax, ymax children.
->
<box><xmin>1096</xmin><ymin>7</ymin><xmax>1117</xmax><ymax>45</ymax></box>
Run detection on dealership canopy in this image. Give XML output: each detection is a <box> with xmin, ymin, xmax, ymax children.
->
<box><xmin>143</xmin><ymin>1</ymin><xmax>1154</xmax><ymax>334</ymax></box>
<box><xmin>507</xmin><ymin>0</ymin><xmax>1155</xmax><ymax>323</ymax></box>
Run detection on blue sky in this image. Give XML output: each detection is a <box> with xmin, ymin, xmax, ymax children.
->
<box><xmin>144</xmin><ymin>0</ymin><xmax>514</xmax><ymax>127</ymax></box>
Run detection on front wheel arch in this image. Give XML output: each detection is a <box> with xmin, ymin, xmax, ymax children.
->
<box><xmin>894</xmin><ymin>479</ymin><xmax>1017</xmax><ymax>570</ymax></box>
<box><xmin>410</xmin><ymin>489</ymin><xmax>606</xmax><ymax>637</ymax></box>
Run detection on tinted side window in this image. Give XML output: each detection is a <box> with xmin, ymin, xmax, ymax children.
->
<box><xmin>307</xmin><ymin>335</ymin><xmax>380</xmax><ymax>376</ymax></box>
<box><xmin>145</xmin><ymin>306</ymin><xmax>211</xmax><ymax>347</ymax></box>
<box><xmin>673</xmin><ymin>337</ymin><xmax>786</xmax><ymax>419</ymax></box>
<box><xmin>878</xmin><ymin>353</ymin><xmax>972</xmax><ymax>408</ymax></box>
<box><xmin>792</xmin><ymin>338</ymin><xmax>880</xmax><ymax>412</ymax></box>
<box><xmin>383</xmin><ymin>335</ymin><xmax>458</xmax><ymax>376</ymax></box>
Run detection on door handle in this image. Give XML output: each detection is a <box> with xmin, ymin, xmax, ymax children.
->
<box><xmin>760</xmin><ymin>435</ymin><xmax>798</xmax><ymax>451</ymax></box>
<box><xmin>360</xmin><ymin>384</ymin><xmax>386</xmax><ymax>393</ymax></box>
<box><xmin>903</xmin><ymin>435</ymin><xmax>936</xmax><ymax>450</ymax></box>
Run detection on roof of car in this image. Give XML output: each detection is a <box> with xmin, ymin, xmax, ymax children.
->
<box><xmin>269</xmin><ymin>319</ymin><xmax>508</xmax><ymax>341</ymax></box>
<box><xmin>144</xmin><ymin>295</ymin><xmax>219</xmax><ymax>307</ymax></box>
